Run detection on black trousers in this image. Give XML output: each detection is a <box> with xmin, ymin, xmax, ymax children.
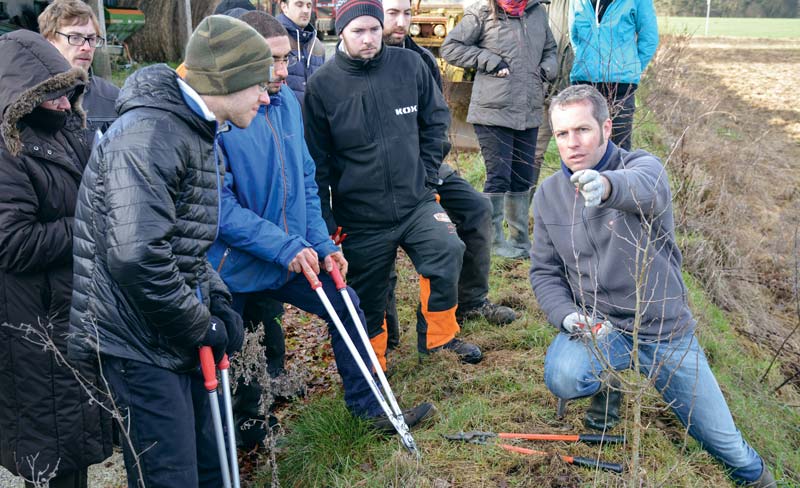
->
<box><xmin>575</xmin><ymin>81</ymin><xmax>637</xmax><ymax>150</ymax></box>
<box><xmin>102</xmin><ymin>356</ymin><xmax>223</xmax><ymax>488</ymax></box>
<box><xmin>238</xmin><ymin>296</ymin><xmax>285</xmax><ymax>377</ymax></box>
<box><xmin>474</xmin><ymin>124</ymin><xmax>539</xmax><ymax>193</ymax></box>
<box><xmin>385</xmin><ymin>172</ymin><xmax>491</xmax><ymax>349</ymax></box>
<box><xmin>343</xmin><ymin>199</ymin><xmax>465</xmax><ymax>363</ymax></box>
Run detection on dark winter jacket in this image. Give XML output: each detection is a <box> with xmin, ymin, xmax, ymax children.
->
<box><xmin>70</xmin><ymin>64</ymin><xmax>231</xmax><ymax>372</ymax></box>
<box><xmin>208</xmin><ymin>84</ymin><xmax>338</xmax><ymax>293</ymax></box>
<box><xmin>530</xmin><ymin>143</ymin><xmax>696</xmax><ymax>340</ymax></box>
<box><xmin>83</xmin><ymin>70</ymin><xmax>120</xmax><ymax>137</ymax></box>
<box><xmin>278</xmin><ymin>14</ymin><xmax>326</xmax><ymax>107</ymax></box>
<box><xmin>441</xmin><ymin>0</ymin><xmax>558</xmax><ymax>130</ymax></box>
<box><xmin>396</xmin><ymin>36</ymin><xmax>456</xmax><ymax>181</ymax></box>
<box><xmin>303</xmin><ymin>45</ymin><xmax>451</xmax><ymax>230</ymax></box>
<box><xmin>0</xmin><ymin>30</ymin><xmax>112</xmax><ymax>478</ymax></box>
<box><xmin>402</xmin><ymin>35</ymin><xmax>443</xmax><ymax>91</ymax></box>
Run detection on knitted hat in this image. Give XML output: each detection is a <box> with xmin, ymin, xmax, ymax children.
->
<box><xmin>334</xmin><ymin>0</ymin><xmax>384</xmax><ymax>35</ymax></box>
<box><xmin>213</xmin><ymin>0</ymin><xmax>256</xmax><ymax>15</ymax></box>
<box><xmin>183</xmin><ymin>15</ymin><xmax>273</xmax><ymax>96</ymax></box>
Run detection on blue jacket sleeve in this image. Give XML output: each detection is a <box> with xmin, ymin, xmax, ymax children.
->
<box><xmin>635</xmin><ymin>0</ymin><xmax>659</xmax><ymax>71</ymax></box>
<box><xmin>218</xmin><ymin>165</ymin><xmax>309</xmax><ymax>269</ymax></box>
<box><xmin>301</xmin><ymin>142</ymin><xmax>338</xmax><ymax>258</ymax></box>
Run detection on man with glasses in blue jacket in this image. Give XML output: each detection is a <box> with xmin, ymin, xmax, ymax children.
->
<box><xmin>208</xmin><ymin>10</ymin><xmax>435</xmax><ymax>449</ymax></box>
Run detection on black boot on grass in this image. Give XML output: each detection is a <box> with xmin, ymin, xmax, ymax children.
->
<box><xmin>584</xmin><ymin>372</ymin><xmax>622</xmax><ymax>431</ymax></box>
<box><xmin>457</xmin><ymin>298</ymin><xmax>517</xmax><ymax>325</ymax></box>
<box><xmin>369</xmin><ymin>402</ymin><xmax>437</xmax><ymax>434</ymax></box>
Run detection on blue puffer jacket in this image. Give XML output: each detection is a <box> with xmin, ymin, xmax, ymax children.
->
<box><xmin>278</xmin><ymin>14</ymin><xmax>326</xmax><ymax>107</ymax></box>
<box><xmin>569</xmin><ymin>0</ymin><xmax>659</xmax><ymax>84</ymax></box>
<box><xmin>208</xmin><ymin>84</ymin><xmax>338</xmax><ymax>293</ymax></box>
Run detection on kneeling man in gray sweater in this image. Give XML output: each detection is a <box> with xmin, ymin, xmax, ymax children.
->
<box><xmin>530</xmin><ymin>84</ymin><xmax>774</xmax><ymax>487</ymax></box>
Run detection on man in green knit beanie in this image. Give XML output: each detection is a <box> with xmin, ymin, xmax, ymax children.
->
<box><xmin>69</xmin><ymin>14</ymin><xmax>272</xmax><ymax>488</ymax></box>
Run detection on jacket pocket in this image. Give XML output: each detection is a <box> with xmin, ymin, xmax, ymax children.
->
<box><xmin>330</xmin><ymin>94</ymin><xmax>374</xmax><ymax>151</ymax></box>
<box><xmin>216</xmin><ymin>247</ymin><xmax>282</xmax><ymax>293</ymax></box>
<box><xmin>473</xmin><ymin>73</ymin><xmax>512</xmax><ymax>109</ymax></box>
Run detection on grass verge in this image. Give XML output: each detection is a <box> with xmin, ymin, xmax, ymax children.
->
<box><xmin>657</xmin><ymin>16</ymin><xmax>800</xmax><ymax>39</ymax></box>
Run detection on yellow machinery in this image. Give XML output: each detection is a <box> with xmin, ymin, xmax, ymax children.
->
<box><xmin>410</xmin><ymin>0</ymin><xmax>477</xmax><ymax>149</ymax></box>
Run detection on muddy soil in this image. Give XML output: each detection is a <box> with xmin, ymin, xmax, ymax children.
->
<box><xmin>647</xmin><ymin>36</ymin><xmax>800</xmax><ymax>381</ymax></box>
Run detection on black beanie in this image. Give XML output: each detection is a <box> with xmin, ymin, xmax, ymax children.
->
<box><xmin>334</xmin><ymin>0</ymin><xmax>384</xmax><ymax>35</ymax></box>
<box><xmin>214</xmin><ymin>0</ymin><xmax>256</xmax><ymax>15</ymax></box>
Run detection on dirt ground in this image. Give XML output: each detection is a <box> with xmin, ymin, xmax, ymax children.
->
<box><xmin>647</xmin><ymin>36</ymin><xmax>800</xmax><ymax>381</ymax></box>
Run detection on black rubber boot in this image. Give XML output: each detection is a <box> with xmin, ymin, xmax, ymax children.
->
<box><xmin>745</xmin><ymin>465</ymin><xmax>777</xmax><ymax>487</ymax></box>
<box><xmin>584</xmin><ymin>372</ymin><xmax>622</xmax><ymax>431</ymax></box>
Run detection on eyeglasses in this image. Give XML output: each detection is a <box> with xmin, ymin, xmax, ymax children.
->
<box><xmin>55</xmin><ymin>31</ymin><xmax>105</xmax><ymax>48</ymax></box>
<box><xmin>273</xmin><ymin>53</ymin><xmax>298</xmax><ymax>68</ymax></box>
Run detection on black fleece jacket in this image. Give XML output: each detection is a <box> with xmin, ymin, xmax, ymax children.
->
<box><xmin>303</xmin><ymin>45</ymin><xmax>451</xmax><ymax>231</ymax></box>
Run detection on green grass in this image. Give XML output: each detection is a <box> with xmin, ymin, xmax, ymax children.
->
<box><xmin>264</xmin><ymin>261</ymin><xmax>800</xmax><ymax>486</ymax></box>
<box><xmin>658</xmin><ymin>16</ymin><xmax>800</xmax><ymax>39</ymax></box>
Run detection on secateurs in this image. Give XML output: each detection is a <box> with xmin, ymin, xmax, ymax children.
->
<box><xmin>443</xmin><ymin>430</ymin><xmax>625</xmax><ymax>473</ymax></box>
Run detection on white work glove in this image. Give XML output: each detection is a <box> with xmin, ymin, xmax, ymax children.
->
<box><xmin>570</xmin><ymin>169</ymin><xmax>606</xmax><ymax>208</ymax></box>
<box><xmin>562</xmin><ymin>312</ymin><xmax>613</xmax><ymax>340</ymax></box>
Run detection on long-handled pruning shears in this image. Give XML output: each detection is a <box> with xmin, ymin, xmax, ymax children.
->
<box><xmin>443</xmin><ymin>431</ymin><xmax>625</xmax><ymax>473</ymax></box>
<box><xmin>302</xmin><ymin>264</ymin><xmax>420</xmax><ymax>458</ymax></box>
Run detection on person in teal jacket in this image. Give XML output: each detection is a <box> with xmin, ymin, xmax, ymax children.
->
<box><xmin>569</xmin><ymin>0</ymin><xmax>658</xmax><ymax>150</ymax></box>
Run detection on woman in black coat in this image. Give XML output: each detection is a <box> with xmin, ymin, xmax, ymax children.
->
<box><xmin>0</xmin><ymin>30</ymin><xmax>111</xmax><ymax>488</ymax></box>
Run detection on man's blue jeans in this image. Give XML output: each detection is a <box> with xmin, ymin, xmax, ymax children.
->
<box><xmin>544</xmin><ymin>330</ymin><xmax>764</xmax><ymax>483</ymax></box>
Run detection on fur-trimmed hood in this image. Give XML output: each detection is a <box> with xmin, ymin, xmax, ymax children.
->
<box><xmin>0</xmin><ymin>30</ymin><xmax>87</xmax><ymax>156</ymax></box>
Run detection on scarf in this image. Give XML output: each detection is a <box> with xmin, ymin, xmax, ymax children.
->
<box><xmin>497</xmin><ymin>0</ymin><xmax>527</xmax><ymax>17</ymax></box>
<box><xmin>21</xmin><ymin>107</ymin><xmax>69</xmax><ymax>134</ymax></box>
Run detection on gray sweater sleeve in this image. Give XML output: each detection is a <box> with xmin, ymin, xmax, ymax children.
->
<box><xmin>601</xmin><ymin>150</ymin><xmax>671</xmax><ymax>219</ymax></box>
<box><xmin>529</xmin><ymin>188</ymin><xmax>577</xmax><ymax>329</ymax></box>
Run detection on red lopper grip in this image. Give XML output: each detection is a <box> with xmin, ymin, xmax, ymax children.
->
<box><xmin>302</xmin><ymin>265</ymin><xmax>321</xmax><ymax>290</ymax></box>
<box><xmin>218</xmin><ymin>354</ymin><xmax>230</xmax><ymax>371</ymax></box>
<box><xmin>199</xmin><ymin>346</ymin><xmax>218</xmax><ymax>392</ymax></box>
<box><xmin>328</xmin><ymin>261</ymin><xmax>346</xmax><ymax>290</ymax></box>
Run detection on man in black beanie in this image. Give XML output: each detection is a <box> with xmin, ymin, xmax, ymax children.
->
<box><xmin>304</xmin><ymin>0</ymin><xmax>483</xmax><ymax>371</ymax></box>
<box><xmin>214</xmin><ymin>0</ymin><xmax>256</xmax><ymax>15</ymax></box>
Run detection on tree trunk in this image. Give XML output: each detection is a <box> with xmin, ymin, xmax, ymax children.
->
<box><xmin>117</xmin><ymin>0</ymin><xmax>217</xmax><ymax>62</ymax></box>
<box><xmin>89</xmin><ymin>0</ymin><xmax>113</xmax><ymax>78</ymax></box>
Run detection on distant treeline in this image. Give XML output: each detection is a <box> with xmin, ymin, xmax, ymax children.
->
<box><xmin>655</xmin><ymin>0</ymin><xmax>798</xmax><ymax>18</ymax></box>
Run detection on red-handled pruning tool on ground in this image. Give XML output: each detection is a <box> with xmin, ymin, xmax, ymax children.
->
<box><xmin>301</xmin><ymin>263</ymin><xmax>420</xmax><ymax>458</ymax></box>
<box><xmin>199</xmin><ymin>348</ymin><xmax>241</xmax><ymax>488</ymax></box>
<box><xmin>443</xmin><ymin>431</ymin><xmax>624</xmax><ymax>473</ymax></box>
